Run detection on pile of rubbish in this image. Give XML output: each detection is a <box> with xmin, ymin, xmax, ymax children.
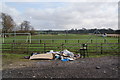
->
<box><xmin>29</xmin><ymin>49</ymin><xmax>80</xmax><ymax>61</ymax></box>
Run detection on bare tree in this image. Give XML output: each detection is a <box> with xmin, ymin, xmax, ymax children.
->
<box><xmin>1</xmin><ymin>13</ymin><xmax>15</xmax><ymax>33</ymax></box>
<box><xmin>0</xmin><ymin>13</ymin><xmax>16</xmax><ymax>37</ymax></box>
<box><xmin>20</xmin><ymin>21</ymin><xmax>31</xmax><ymax>31</ymax></box>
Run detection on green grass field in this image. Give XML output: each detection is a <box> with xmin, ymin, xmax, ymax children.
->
<box><xmin>1</xmin><ymin>34</ymin><xmax>119</xmax><ymax>69</ymax></box>
<box><xmin>1</xmin><ymin>34</ymin><xmax>119</xmax><ymax>54</ymax></box>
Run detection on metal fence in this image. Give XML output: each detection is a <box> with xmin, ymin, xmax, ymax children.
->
<box><xmin>1</xmin><ymin>38</ymin><xmax>120</xmax><ymax>55</ymax></box>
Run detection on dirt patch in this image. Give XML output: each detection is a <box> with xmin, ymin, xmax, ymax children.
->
<box><xmin>2</xmin><ymin>56</ymin><xmax>119</xmax><ymax>78</ymax></box>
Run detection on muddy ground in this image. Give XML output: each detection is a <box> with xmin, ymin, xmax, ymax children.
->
<box><xmin>2</xmin><ymin>56</ymin><xmax>120</xmax><ymax>79</ymax></box>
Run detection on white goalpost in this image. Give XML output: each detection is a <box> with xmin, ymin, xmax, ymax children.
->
<box><xmin>1</xmin><ymin>33</ymin><xmax>31</xmax><ymax>43</ymax></box>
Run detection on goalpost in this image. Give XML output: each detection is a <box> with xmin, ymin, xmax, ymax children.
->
<box><xmin>1</xmin><ymin>33</ymin><xmax>31</xmax><ymax>43</ymax></box>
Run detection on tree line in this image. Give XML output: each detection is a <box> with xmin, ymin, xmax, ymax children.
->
<box><xmin>67</xmin><ymin>28</ymin><xmax>120</xmax><ymax>34</ymax></box>
<box><xmin>37</xmin><ymin>28</ymin><xmax>120</xmax><ymax>34</ymax></box>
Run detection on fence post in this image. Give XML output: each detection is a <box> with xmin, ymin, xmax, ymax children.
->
<box><xmin>39</xmin><ymin>39</ymin><xmax>41</xmax><ymax>52</ymax></box>
<box><xmin>12</xmin><ymin>40</ymin><xmax>15</xmax><ymax>53</ymax></box>
<box><xmin>65</xmin><ymin>40</ymin><xmax>67</xmax><ymax>43</ymax></box>
<box><xmin>91</xmin><ymin>39</ymin><xmax>92</xmax><ymax>43</ymax></box>
<box><xmin>2</xmin><ymin>34</ymin><xmax>4</xmax><ymax>43</ymax></box>
<box><xmin>118</xmin><ymin>37</ymin><xmax>119</xmax><ymax>43</ymax></box>
<box><xmin>104</xmin><ymin>39</ymin><xmax>106</xmax><ymax>43</ymax></box>
<box><xmin>101</xmin><ymin>43</ymin><xmax>103</xmax><ymax>54</ymax></box>
<box><xmin>44</xmin><ymin>43</ymin><xmax>46</xmax><ymax>53</ymax></box>
<box><xmin>78</xmin><ymin>40</ymin><xmax>79</xmax><ymax>43</ymax></box>
<box><xmin>61</xmin><ymin>43</ymin><xmax>64</xmax><ymax>50</ymax></box>
<box><xmin>40</xmin><ymin>39</ymin><xmax>42</xmax><ymax>43</ymax></box>
<box><xmin>27</xmin><ymin>39</ymin><xmax>29</xmax><ymax>54</ymax></box>
<box><xmin>52</xmin><ymin>39</ymin><xmax>54</xmax><ymax>43</ymax></box>
<box><xmin>118</xmin><ymin>37</ymin><xmax>120</xmax><ymax>53</ymax></box>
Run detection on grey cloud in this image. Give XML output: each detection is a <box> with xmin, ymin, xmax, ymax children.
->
<box><xmin>1</xmin><ymin>2</ymin><xmax>118</xmax><ymax>30</ymax></box>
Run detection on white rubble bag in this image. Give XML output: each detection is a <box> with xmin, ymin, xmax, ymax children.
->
<box><xmin>46</xmin><ymin>50</ymin><xmax>60</xmax><ymax>54</ymax></box>
<box><xmin>62</xmin><ymin>49</ymin><xmax>74</xmax><ymax>57</ymax></box>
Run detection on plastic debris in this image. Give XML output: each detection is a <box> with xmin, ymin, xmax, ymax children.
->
<box><xmin>67</xmin><ymin>58</ymin><xmax>74</xmax><ymax>61</ymax></box>
<box><xmin>30</xmin><ymin>49</ymin><xmax>80</xmax><ymax>61</ymax></box>
<box><xmin>31</xmin><ymin>52</ymin><xmax>40</xmax><ymax>56</ymax></box>
<box><xmin>103</xmin><ymin>70</ymin><xmax>106</xmax><ymax>74</ymax></box>
<box><xmin>62</xmin><ymin>49</ymin><xmax>74</xmax><ymax>57</ymax></box>
<box><xmin>96</xmin><ymin>66</ymin><xmax>101</xmax><ymax>69</ymax></box>
<box><xmin>24</xmin><ymin>56</ymin><xmax>30</xmax><ymax>59</ymax></box>
<box><xmin>55</xmin><ymin>54</ymin><xmax>60</xmax><ymax>60</ymax></box>
<box><xmin>46</xmin><ymin>50</ymin><xmax>60</xmax><ymax>54</ymax></box>
<box><xmin>61</xmin><ymin>59</ymin><xmax>70</xmax><ymax>61</ymax></box>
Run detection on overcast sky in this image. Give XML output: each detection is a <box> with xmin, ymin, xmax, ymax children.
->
<box><xmin>0</xmin><ymin>0</ymin><xmax>119</xmax><ymax>30</ymax></box>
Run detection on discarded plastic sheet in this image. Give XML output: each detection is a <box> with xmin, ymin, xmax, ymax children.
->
<box><xmin>55</xmin><ymin>54</ymin><xmax>60</xmax><ymax>59</ymax></box>
<box><xmin>67</xmin><ymin>58</ymin><xmax>74</xmax><ymax>61</ymax></box>
<box><xmin>62</xmin><ymin>49</ymin><xmax>74</xmax><ymax>57</ymax></box>
<box><xmin>61</xmin><ymin>59</ymin><xmax>70</xmax><ymax>61</ymax></box>
<box><xmin>30</xmin><ymin>53</ymin><xmax>54</xmax><ymax>60</ymax></box>
<box><xmin>31</xmin><ymin>52</ymin><xmax>40</xmax><ymax>56</ymax></box>
<box><xmin>24</xmin><ymin>56</ymin><xmax>30</xmax><ymax>59</ymax></box>
<box><xmin>46</xmin><ymin>50</ymin><xmax>60</xmax><ymax>54</ymax></box>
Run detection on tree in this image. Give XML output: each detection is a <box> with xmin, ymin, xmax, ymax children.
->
<box><xmin>19</xmin><ymin>20</ymin><xmax>36</xmax><ymax>35</ymax></box>
<box><xmin>20</xmin><ymin>21</ymin><xmax>31</xmax><ymax>31</ymax></box>
<box><xmin>1</xmin><ymin>13</ymin><xmax>15</xmax><ymax>33</ymax></box>
<box><xmin>115</xmin><ymin>30</ymin><xmax>120</xmax><ymax>34</ymax></box>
